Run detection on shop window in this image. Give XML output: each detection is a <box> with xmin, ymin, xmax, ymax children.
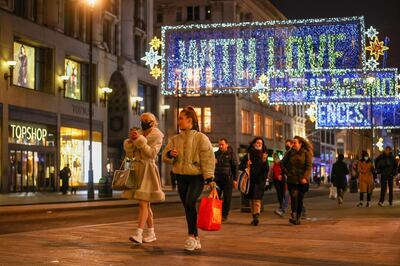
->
<box><xmin>241</xmin><ymin>109</ymin><xmax>251</xmax><ymax>135</ymax></box>
<box><xmin>60</xmin><ymin>127</ymin><xmax>102</xmax><ymax>185</ymax></box>
<box><xmin>253</xmin><ymin>112</ymin><xmax>262</xmax><ymax>136</ymax></box>
<box><xmin>64</xmin><ymin>58</ymin><xmax>90</xmax><ymax>101</ymax></box>
<box><xmin>8</xmin><ymin>121</ymin><xmax>56</xmax><ymax>146</ymax></box>
<box><xmin>275</xmin><ymin>120</ymin><xmax>283</xmax><ymax>142</ymax></box>
<box><xmin>205</xmin><ymin>6</ymin><xmax>211</xmax><ymax>20</ymax></box>
<box><xmin>179</xmin><ymin>107</ymin><xmax>212</xmax><ymax>133</ymax></box>
<box><xmin>13</xmin><ymin>41</ymin><xmax>53</xmax><ymax>93</ymax></box>
<box><xmin>264</xmin><ymin>116</ymin><xmax>273</xmax><ymax>139</ymax></box>
<box><xmin>176</xmin><ymin>7</ymin><xmax>182</xmax><ymax>22</ymax></box>
<box><xmin>187</xmin><ymin>6</ymin><xmax>193</xmax><ymax>21</ymax></box>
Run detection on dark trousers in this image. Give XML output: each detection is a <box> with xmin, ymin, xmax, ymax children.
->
<box><xmin>176</xmin><ymin>174</ymin><xmax>204</xmax><ymax>237</ymax></box>
<box><xmin>273</xmin><ymin>179</ymin><xmax>285</xmax><ymax>210</ymax></box>
<box><xmin>360</xmin><ymin>192</ymin><xmax>372</xmax><ymax>201</ymax></box>
<box><xmin>379</xmin><ymin>176</ymin><xmax>394</xmax><ymax>204</ymax></box>
<box><xmin>337</xmin><ymin>186</ymin><xmax>345</xmax><ymax>201</ymax></box>
<box><xmin>215</xmin><ymin>175</ymin><xmax>233</xmax><ymax>217</ymax></box>
<box><xmin>288</xmin><ymin>184</ymin><xmax>308</xmax><ymax>219</ymax></box>
<box><xmin>170</xmin><ymin>171</ymin><xmax>177</xmax><ymax>190</ymax></box>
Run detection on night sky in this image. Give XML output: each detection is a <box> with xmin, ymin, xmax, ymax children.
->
<box><xmin>269</xmin><ymin>0</ymin><xmax>400</xmax><ymax>69</ymax></box>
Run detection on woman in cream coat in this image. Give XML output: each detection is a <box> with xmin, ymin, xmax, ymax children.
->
<box><xmin>163</xmin><ymin>106</ymin><xmax>216</xmax><ymax>252</ymax></box>
<box><xmin>123</xmin><ymin>112</ymin><xmax>165</xmax><ymax>244</ymax></box>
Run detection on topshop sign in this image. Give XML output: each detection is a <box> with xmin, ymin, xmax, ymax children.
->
<box><xmin>9</xmin><ymin>123</ymin><xmax>48</xmax><ymax>142</ymax></box>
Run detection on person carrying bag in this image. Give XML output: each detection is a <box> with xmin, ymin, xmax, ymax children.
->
<box><xmin>112</xmin><ymin>158</ymin><xmax>137</xmax><ymax>190</ymax></box>
<box><xmin>197</xmin><ymin>188</ymin><xmax>222</xmax><ymax>231</ymax></box>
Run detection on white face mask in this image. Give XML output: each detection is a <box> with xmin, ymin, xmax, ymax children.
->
<box><xmin>254</xmin><ymin>146</ymin><xmax>262</xmax><ymax>150</ymax></box>
<box><xmin>364</xmin><ymin>157</ymin><xmax>369</xmax><ymax>161</ymax></box>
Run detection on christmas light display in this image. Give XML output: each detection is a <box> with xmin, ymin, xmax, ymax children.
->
<box><xmin>160</xmin><ymin>16</ymin><xmax>365</xmax><ymax>95</ymax></box>
<box><xmin>376</xmin><ymin>137</ymin><xmax>384</xmax><ymax>151</ymax></box>
<box><xmin>365</xmin><ymin>37</ymin><xmax>389</xmax><ymax>61</ymax></box>
<box><xmin>265</xmin><ymin>68</ymin><xmax>398</xmax><ymax>104</ymax></box>
<box><xmin>316</xmin><ymin>97</ymin><xmax>400</xmax><ymax>129</ymax></box>
<box><xmin>365</xmin><ymin>26</ymin><xmax>378</xmax><ymax>40</ymax></box>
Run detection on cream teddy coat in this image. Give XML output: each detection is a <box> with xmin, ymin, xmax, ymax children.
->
<box><xmin>122</xmin><ymin>127</ymin><xmax>165</xmax><ymax>202</ymax></box>
<box><xmin>162</xmin><ymin>129</ymin><xmax>215</xmax><ymax>179</ymax></box>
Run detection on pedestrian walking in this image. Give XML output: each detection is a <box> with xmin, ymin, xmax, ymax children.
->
<box><xmin>331</xmin><ymin>154</ymin><xmax>349</xmax><ymax>205</ymax></box>
<box><xmin>269</xmin><ymin>153</ymin><xmax>286</xmax><ymax>217</ymax></box>
<box><xmin>281</xmin><ymin>136</ymin><xmax>313</xmax><ymax>225</ymax></box>
<box><xmin>375</xmin><ymin>146</ymin><xmax>397</xmax><ymax>206</ymax></box>
<box><xmin>60</xmin><ymin>164</ymin><xmax>71</xmax><ymax>194</ymax></box>
<box><xmin>162</xmin><ymin>106</ymin><xmax>216</xmax><ymax>251</ymax></box>
<box><xmin>239</xmin><ymin>137</ymin><xmax>269</xmax><ymax>226</ymax></box>
<box><xmin>123</xmin><ymin>112</ymin><xmax>165</xmax><ymax>244</ymax></box>
<box><xmin>214</xmin><ymin>138</ymin><xmax>238</xmax><ymax>221</ymax></box>
<box><xmin>357</xmin><ymin>150</ymin><xmax>375</xmax><ymax>208</ymax></box>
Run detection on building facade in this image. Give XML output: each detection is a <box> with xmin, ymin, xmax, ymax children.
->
<box><xmin>0</xmin><ymin>0</ymin><xmax>159</xmax><ymax>193</ymax></box>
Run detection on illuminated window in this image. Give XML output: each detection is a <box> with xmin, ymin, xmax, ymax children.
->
<box><xmin>275</xmin><ymin>120</ymin><xmax>284</xmax><ymax>142</ymax></box>
<box><xmin>264</xmin><ymin>116</ymin><xmax>273</xmax><ymax>139</ymax></box>
<box><xmin>13</xmin><ymin>42</ymin><xmax>52</xmax><ymax>92</ymax></box>
<box><xmin>64</xmin><ymin>59</ymin><xmax>89</xmax><ymax>101</ymax></box>
<box><xmin>178</xmin><ymin>107</ymin><xmax>212</xmax><ymax>132</ymax></box>
<box><xmin>253</xmin><ymin>112</ymin><xmax>262</xmax><ymax>136</ymax></box>
<box><xmin>241</xmin><ymin>109</ymin><xmax>251</xmax><ymax>135</ymax></box>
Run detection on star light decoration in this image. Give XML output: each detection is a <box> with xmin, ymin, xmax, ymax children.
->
<box><xmin>305</xmin><ymin>105</ymin><xmax>316</xmax><ymax>123</ymax></box>
<box><xmin>365</xmin><ymin>26</ymin><xmax>378</xmax><ymax>40</ymax></box>
<box><xmin>376</xmin><ymin>137</ymin><xmax>384</xmax><ymax>151</ymax></box>
<box><xmin>141</xmin><ymin>37</ymin><xmax>163</xmax><ymax>79</ymax></box>
<box><xmin>365</xmin><ymin>37</ymin><xmax>389</xmax><ymax>61</ymax></box>
<box><xmin>258</xmin><ymin>92</ymin><xmax>268</xmax><ymax>102</ymax></box>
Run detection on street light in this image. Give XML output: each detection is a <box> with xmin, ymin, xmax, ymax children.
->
<box><xmin>87</xmin><ymin>0</ymin><xmax>96</xmax><ymax>200</ymax></box>
<box><xmin>367</xmin><ymin>75</ymin><xmax>376</xmax><ymax>162</ymax></box>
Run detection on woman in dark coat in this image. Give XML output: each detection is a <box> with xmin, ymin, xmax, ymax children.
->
<box><xmin>331</xmin><ymin>154</ymin><xmax>349</xmax><ymax>205</ymax></box>
<box><xmin>281</xmin><ymin>136</ymin><xmax>313</xmax><ymax>225</ymax></box>
<box><xmin>239</xmin><ymin>137</ymin><xmax>269</xmax><ymax>226</ymax></box>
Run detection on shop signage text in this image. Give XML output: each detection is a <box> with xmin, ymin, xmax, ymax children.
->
<box><xmin>10</xmin><ymin>124</ymin><xmax>48</xmax><ymax>142</ymax></box>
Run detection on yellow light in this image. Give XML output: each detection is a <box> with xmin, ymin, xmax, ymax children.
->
<box><xmin>259</xmin><ymin>74</ymin><xmax>268</xmax><ymax>83</ymax></box>
<box><xmin>366</xmin><ymin>76</ymin><xmax>375</xmax><ymax>84</ymax></box>
<box><xmin>161</xmin><ymin>104</ymin><xmax>170</xmax><ymax>110</ymax></box>
<box><xmin>365</xmin><ymin>37</ymin><xmax>389</xmax><ymax>61</ymax></box>
<box><xmin>61</xmin><ymin>75</ymin><xmax>69</xmax><ymax>81</ymax></box>
<box><xmin>87</xmin><ymin>0</ymin><xmax>96</xmax><ymax>7</ymax></box>
<box><xmin>131</xmin><ymin>96</ymin><xmax>143</xmax><ymax>103</ymax></box>
<box><xmin>149</xmin><ymin>37</ymin><xmax>162</xmax><ymax>50</ymax></box>
<box><xmin>100</xmin><ymin>87</ymin><xmax>113</xmax><ymax>94</ymax></box>
<box><xmin>7</xmin><ymin>60</ymin><xmax>16</xmax><ymax>66</ymax></box>
<box><xmin>150</xmin><ymin>66</ymin><xmax>162</xmax><ymax>79</ymax></box>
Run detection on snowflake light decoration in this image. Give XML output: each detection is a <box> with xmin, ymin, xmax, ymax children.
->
<box><xmin>252</xmin><ymin>81</ymin><xmax>266</xmax><ymax>91</ymax></box>
<box><xmin>305</xmin><ymin>105</ymin><xmax>316</xmax><ymax>123</ymax></box>
<box><xmin>365</xmin><ymin>26</ymin><xmax>378</xmax><ymax>40</ymax></box>
<box><xmin>141</xmin><ymin>47</ymin><xmax>162</xmax><ymax>69</ymax></box>
<box><xmin>149</xmin><ymin>37</ymin><xmax>162</xmax><ymax>50</ymax></box>
<box><xmin>366</xmin><ymin>58</ymin><xmax>379</xmax><ymax>70</ymax></box>
<box><xmin>376</xmin><ymin>137</ymin><xmax>384</xmax><ymax>151</ymax></box>
<box><xmin>259</xmin><ymin>74</ymin><xmax>268</xmax><ymax>84</ymax></box>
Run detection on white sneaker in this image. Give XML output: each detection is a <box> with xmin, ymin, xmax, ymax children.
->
<box><xmin>184</xmin><ymin>237</ymin><xmax>198</xmax><ymax>251</ymax></box>
<box><xmin>143</xmin><ymin>232</ymin><xmax>157</xmax><ymax>243</ymax></box>
<box><xmin>129</xmin><ymin>234</ymin><xmax>143</xmax><ymax>244</ymax></box>
<box><xmin>195</xmin><ymin>237</ymin><xmax>201</xmax><ymax>250</ymax></box>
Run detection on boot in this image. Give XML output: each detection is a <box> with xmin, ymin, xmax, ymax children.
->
<box><xmin>251</xmin><ymin>213</ymin><xmax>259</xmax><ymax>226</ymax></box>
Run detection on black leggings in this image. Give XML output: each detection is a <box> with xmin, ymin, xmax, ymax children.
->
<box><xmin>288</xmin><ymin>184</ymin><xmax>308</xmax><ymax>218</ymax></box>
<box><xmin>360</xmin><ymin>192</ymin><xmax>372</xmax><ymax>202</ymax></box>
<box><xmin>273</xmin><ymin>179</ymin><xmax>285</xmax><ymax>209</ymax></box>
<box><xmin>176</xmin><ymin>174</ymin><xmax>204</xmax><ymax>237</ymax></box>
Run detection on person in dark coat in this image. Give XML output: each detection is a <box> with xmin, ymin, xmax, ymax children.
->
<box><xmin>375</xmin><ymin>146</ymin><xmax>397</xmax><ymax>206</ymax></box>
<box><xmin>214</xmin><ymin>138</ymin><xmax>238</xmax><ymax>221</ymax></box>
<box><xmin>60</xmin><ymin>164</ymin><xmax>71</xmax><ymax>194</ymax></box>
<box><xmin>281</xmin><ymin>136</ymin><xmax>313</xmax><ymax>225</ymax></box>
<box><xmin>331</xmin><ymin>154</ymin><xmax>349</xmax><ymax>205</ymax></box>
<box><xmin>239</xmin><ymin>137</ymin><xmax>269</xmax><ymax>226</ymax></box>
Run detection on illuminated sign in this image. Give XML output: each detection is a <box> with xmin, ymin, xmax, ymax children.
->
<box><xmin>161</xmin><ymin>17</ymin><xmax>365</xmax><ymax>95</ymax></box>
<box><xmin>265</xmin><ymin>68</ymin><xmax>398</xmax><ymax>104</ymax></box>
<box><xmin>316</xmin><ymin>97</ymin><xmax>400</xmax><ymax>129</ymax></box>
<box><xmin>8</xmin><ymin>122</ymin><xmax>56</xmax><ymax>146</ymax></box>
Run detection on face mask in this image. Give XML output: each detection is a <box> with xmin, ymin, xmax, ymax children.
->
<box><xmin>255</xmin><ymin>146</ymin><xmax>262</xmax><ymax>150</ymax></box>
<box><xmin>141</xmin><ymin>121</ymin><xmax>152</xmax><ymax>130</ymax></box>
<box><xmin>364</xmin><ymin>157</ymin><xmax>368</xmax><ymax>161</ymax></box>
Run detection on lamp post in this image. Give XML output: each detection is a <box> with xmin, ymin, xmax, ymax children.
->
<box><xmin>87</xmin><ymin>0</ymin><xmax>96</xmax><ymax>200</ymax></box>
<box><xmin>367</xmin><ymin>75</ymin><xmax>376</xmax><ymax>163</ymax></box>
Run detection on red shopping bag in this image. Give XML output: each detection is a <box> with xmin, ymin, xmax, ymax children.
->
<box><xmin>197</xmin><ymin>189</ymin><xmax>222</xmax><ymax>231</ymax></box>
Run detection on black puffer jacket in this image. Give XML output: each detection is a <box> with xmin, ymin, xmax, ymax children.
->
<box><xmin>331</xmin><ymin>160</ymin><xmax>349</xmax><ymax>188</ymax></box>
<box><xmin>281</xmin><ymin>147</ymin><xmax>312</xmax><ymax>185</ymax></box>
<box><xmin>214</xmin><ymin>146</ymin><xmax>238</xmax><ymax>179</ymax></box>
<box><xmin>375</xmin><ymin>153</ymin><xmax>397</xmax><ymax>177</ymax></box>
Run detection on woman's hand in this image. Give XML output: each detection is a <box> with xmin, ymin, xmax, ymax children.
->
<box><xmin>262</xmin><ymin>153</ymin><xmax>267</xmax><ymax>162</ymax></box>
<box><xmin>247</xmin><ymin>159</ymin><xmax>252</xmax><ymax>167</ymax></box>
<box><xmin>170</xmin><ymin>148</ymin><xmax>179</xmax><ymax>158</ymax></box>
<box><xmin>233</xmin><ymin>180</ymin><xmax>238</xmax><ymax>189</ymax></box>
<box><xmin>130</xmin><ymin>128</ymin><xmax>139</xmax><ymax>140</ymax></box>
<box><xmin>208</xmin><ymin>181</ymin><xmax>217</xmax><ymax>190</ymax></box>
<box><xmin>299</xmin><ymin>178</ymin><xmax>308</xmax><ymax>184</ymax></box>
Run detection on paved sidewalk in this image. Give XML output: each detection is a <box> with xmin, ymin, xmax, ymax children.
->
<box><xmin>0</xmin><ymin>191</ymin><xmax>399</xmax><ymax>265</ymax></box>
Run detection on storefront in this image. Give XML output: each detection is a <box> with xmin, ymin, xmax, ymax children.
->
<box><xmin>59</xmin><ymin>127</ymin><xmax>102</xmax><ymax>187</ymax></box>
<box><xmin>8</xmin><ymin>121</ymin><xmax>57</xmax><ymax>192</ymax></box>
